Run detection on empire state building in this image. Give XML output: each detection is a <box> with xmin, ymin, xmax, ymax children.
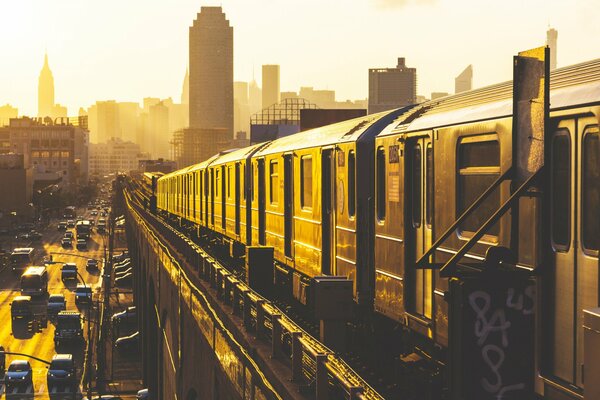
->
<box><xmin>38</xmin><ymin>53</ymin><xmax>55</xmax><ymax>118</ymax></box>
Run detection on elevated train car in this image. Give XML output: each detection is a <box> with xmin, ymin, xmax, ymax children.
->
<box><xmin>373</xmin><ymin>58</ymin><xmax>600</xmax><ymax>398</ymax></box>
<box><xmin>249</xmin><ymin>109</ymin><xmax>408</xmax><ymax>303</ymax></box>
<box><xmin>154</xmin><ymin>57</ymin><xmax>600</xmax><ymax>399</ymax></box>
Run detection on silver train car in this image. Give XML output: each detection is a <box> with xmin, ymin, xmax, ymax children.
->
<box><xmin>155</xmin><ymin>58</ymin><xmax>600</xmax><ymax>399</ymax></box>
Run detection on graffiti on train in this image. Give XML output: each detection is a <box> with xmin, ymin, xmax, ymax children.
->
<box><xmin>457</xmin><ymin>279</ymin><xmax>535</xmax><ymax>400</ymax></box>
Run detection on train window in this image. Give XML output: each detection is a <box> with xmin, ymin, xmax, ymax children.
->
<box><xmin>251</xmin><ymin>163</ymin><xmax>255</xmax><ymax>201</ymax></box>
<box><xmin>412</xmin><ymin>144</ymin><xmax>422</xmax><ymax>228</ymax></box>
<box><xmin>426</xmin><ymin>144</ymin><xmax>433</xmax><ymax>227</ymax></box>
<box><xmin>376</xmin><ymin>146</ymin><xmax>386</xmax><ymax>221</ymax></box>
<box><xmin>457</xmin><ymin>139</ymin><xmax>500</xmax><ymax>237</ymax></box>
<box><xmin>215</xmin><ymin>169</ymin><xmax>220</xmax><ymax>199</ymax></box>
<box><xmin>348</xmin><ymin>151</ymin><xmax>356</xmax><ymax>218</ymax></box>
<box><xmin>270</xmin><ymin>161</ymin><xmax>279</xmax><ymax>204</ymax></box>
<box><xmin>227</xmin><ymin>167</ymin><xmax>231</xmax><ymax>199</ymax></box>
<box><xmin>582</xmin><ymin>126</ymin><xmax>600</xmax><ymax>252</ymax></box>
<box><xmin>551</xmin><ymin>131</ymin><xmax>570</xmax><ymax>250</ymax></box>
<box><xmin>301</xmin><ymin>156</ymin><xmax>313</xmax><ymax>209</ymax></box>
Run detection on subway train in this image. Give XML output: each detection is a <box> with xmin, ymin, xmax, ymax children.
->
<box><xmin>152</xmin><ymin>57</ymin><xmax>600</xmax><ymax>399</ymax></box>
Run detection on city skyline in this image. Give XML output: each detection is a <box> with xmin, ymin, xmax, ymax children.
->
<box><xmin>1</xmin><ymin>1</ymin><xmax>599</xmax><ymax>117</ymax></box>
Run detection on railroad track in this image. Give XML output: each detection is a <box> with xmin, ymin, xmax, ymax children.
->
<box><xmin>124</xmin><ymin>179</ymin><xmax>392</xmax><ymax>399</ymax></box>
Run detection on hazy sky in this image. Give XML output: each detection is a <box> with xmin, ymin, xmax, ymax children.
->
<box><xmin>1</xmin><ymin>0</ymin><xmax>599</xmax><ymax>116</ymax></box>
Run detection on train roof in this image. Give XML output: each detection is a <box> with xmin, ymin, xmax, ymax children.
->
<box><xmin>254</xmin><ymin>108</ymin><xmax>411</xmax><ymax>157</ymax></box>
<box><xmin>209</xmin><ymin>142</ymin><xmax>269</xmax><ymax>167</ymax></box>
<box><xmin>383</xmin><ymin>58</ymin><xmax>600</xmax><ymax>136</ymax></box>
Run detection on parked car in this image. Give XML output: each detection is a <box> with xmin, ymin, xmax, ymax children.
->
<box><xmin>74</xmin><ymin>284</ymin><xmax>92</xmax><ymax>305</ymax></box>
<box><xmin>61</xmin><ymin>237</ymin><xmax>72</xmax><ymax>248</ymax></box>
<box><xmin>47</xmin><ymin>354</ymin><xmax>76</xmax><ymax>387</ymax></box>
<box><xmin>111</xmin><ymin>306</ymin><xmax>137</xmax><ymax>325</ymax></box>
<box><xmin>112</xmin><ymin>251</ymin><xmax>129</xmax><ymax>263</ymax></box>
<box><xmin>76</xmin><ymin>239</ymin><xmax>87</xmax><ymax>250</ymax></box>
<box><xmin>11</xmin><ymin>295</ymin><xmax>32</xmax><ymax>320</ymax></box>
<box><xmin>5</xmin><ymin>360</ymin><xmax>33</xmax><ymax>389</ymax></box>
<box><xmin>115</xmin><ymin>273</ymin><xmax>133</xmax><ymax>287</ymax></box>
<box><xmin>86</xmin><ymin>259</ymin><xmax>99</xmax><ymax>270</ymax></box>
<box><xmin>47</xmin><ymin>294</ymin><xmax>67</xmax><ymax>315</ymax></box>
<box><xmin>115</xmin><ymin>331</ymin><xmax>140</xmax><ymax>353</ymax></box>
<box><xmin>115</xmin><ymin>267</ymin><xmax>132</xmax><ymax>278</ymax></box>
<box><xmin>61</xmin><ymin>263</ymin><xmax>78</xmax><ymax>280</ymax></box>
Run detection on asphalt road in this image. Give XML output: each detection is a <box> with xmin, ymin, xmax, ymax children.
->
<box><xmin>0</xmin><ymin>208</ymin><xmax>106</xmax><ymax>399</ymax></box>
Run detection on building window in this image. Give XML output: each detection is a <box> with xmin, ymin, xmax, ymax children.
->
<box><xmin>376</xmin><ymin>146</ymin><xmax>386</xmax><ymax>221</ymax></box>
<box><xmin>457</xmin><ymin>138</ymin><xmax>500</xmax><ymax>237</ymax></box>
<box><xmin>300</xmin><ymin>156</ymin><xmax>312</xmax><ymax>209</ymax></box>
<box><xmin>348</xmin><ymin>151</ymin><xmax>356</xmax><ymax>218</ymax></box>
<box><xmin>61</xmin><ymin>151</ymin><xmax>69</xmax><ymax>158</ymax></box>
<box><xmin>582</xmin><ymin>126</ymin><xmax>600</xmax><ymax>252</ymax></box>
<box><xmin>41</xmin><ymin>151</ymin><xmax>50</xmax><ymax>158</ymax></box>
<box><xmin>270</xmin><ymin>161</ymin><xmax>279</xmax><ymax>204</ymax></box>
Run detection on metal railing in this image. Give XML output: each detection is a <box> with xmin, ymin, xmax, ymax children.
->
<box><xmin>124</xmin><ymin>186</ymin><xmax>384</xmax><ymax>400</ymax></box>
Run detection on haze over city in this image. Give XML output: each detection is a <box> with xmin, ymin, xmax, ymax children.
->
<box><xmin>1</xmin><ymin>0</ymin><xmax>599</xmax><ymax>116</ymax></box>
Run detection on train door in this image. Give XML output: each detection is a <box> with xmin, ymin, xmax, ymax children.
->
<box><xmin>210</xmin><ymin>169</ymin><xmax>215</xmax><ymax>226</ymax></box>
<box><xmin>204</xmin><ymin>170</ymin><xmax>209</xmax><ymax>225</ymax></box>
<box><xmin>284</xmin><ymin>154</ymin><xmax>293</xmax><ymax>258</ymax></box>
<box><xmin>548</xmin><ymin>117</ymin><xmax>599</xmax><ymax>389</ymax></box>
<box><xmin>235</xmin><ymin>163</ymin><xmax>241</xmax><ymax>236</ymax></box>
<box><xmin>321</xmin><ymin>148</ymin><xmax>335</xmax><ymax>275</ymax></box>
<box><xmin>258</xmin><ymin>159</ymin><xmax>266</xmax><ymax>245</ymax></box>
<box><xmin>406</xmin><ymin>136</ymin><xmax>433</xmax><ymax>321</ymax></box>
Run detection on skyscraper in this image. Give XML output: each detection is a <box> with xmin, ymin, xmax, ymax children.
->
<box><xmin>262</xmin><ymin>65</ymin><xmax>280</xmax><ymax>108</ymax></box>
<box><xmin>181</xmin><ymin>68</ymin><xmax>189</xmax><ymax>105</ymax></box>
<box><xmin>368</xmin><ymin>57</ymin><xmax>416</xmax><ymax>114</ymax></box>
<box><xmin>38</xmin><ymin>53</ymin><xmax>55</xmax><ymax>119</ymax></box>
<box><xmin>189</xmin><ymin>6</ymin><xmax>233</xmax><ymax>134</ymax></box>
<box><xmin>455</xmin><ymin>65</ymin><xmax>473</xmax><ymax>94</ymax></box>
<box><xmin>547</xmin><ymin>28</ymin><xmax>558</xmax><ymax>70</ymax></box>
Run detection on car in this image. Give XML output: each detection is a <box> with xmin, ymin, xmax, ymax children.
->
<box><xmin>111</xmin><ymin>306</ymin><xmax>137</xmax><ymax>325</ymax></box>
<box><xmin>57</xmin><ymin>221</ymin><xmax>68</xmax><ymax>230</ymax></box>
<box><xmin>47</xmin><ymin>354</ymin><xmax>76</xmax><ymax>387</ymax></box>
<box><xmin>115</xmin><ymin>267</ymin><xmax>132</xmax><ymax>277</ymax></box>
<box><xmin>64</xmin><ymin>231</ymin><xmax>74</xmax><ymax>239</ymax></box>
<box><xmin>47</xmin><ymin>294</ymin><xmax>67</xmax><ymax>315</ymax></box>
<box><xmin>115</xmin><ymin>273</ymin><xmax>133</xmax><ymax>287</ymax></box>
<box><xmin>61</xmin><ymin>237</ymin><xmax>72</xmax><ymax>248</ymax></box>
<box><xmin>66</xmin><ymin>220</ymin><xmax>75</xmax><ymax>228</ymax></box>
<box><xmin>54</xmin><ymin>312</ymin><xmax>83</xmax><ymax>345</ymax></box>
<box><xmin>76</xmin><ymin>239</ymin><xmax>87</xmax><ymax>250</ymax></box>
<box><xmin>90</xmin><ymin>219</ymin><xmax>96</xmax><ymax>226</ymax></box>
<box><xmin>61</xmin><ymin>263</ymin><xmax>78</xmax><ymax>280</ymax></box>
<box><xmin>11</xmin><ymin>295</ymin><xmax>32</xmax><ymax>320</ymax></box>
<box><xmin>28</xmin><ymin>231</ymin><xmax>42</xmax><ymax>241</ymax></box>
<box><xmin>91</xmin><ymin>211</ymin><xmax>98</xmax><ymax>216</ymax></box>
<box><xmin>5</xmin><ymin>360</ymin><xmax>32</xmax><ymax>388</ymax></box>
<box><xmin>112</xmin><ymin>251</ymin><xmax>129</xmax><ymax>263</ymax></box>
<box><xmin>74</xmin><ymin>284</ymin><xmax>92</xmax><ymax>304</ymax></box>
<box><xmin>114</xmin><ymin>258</ymin><xmax>130</xmax><ymax>268</ymax></box>
<box><xmin>86</xmin><ymin>259</ymin><xmax>99</xmax><ymax>270</ymax></box>
<box><xmin>18</xmin><ymin>231</ymin><xmax>41</xmax><ymax>241</ymax></box>
<box><xmin>115</xmin><ymin>331</ymin><xmax>140</xmax><ymax>353</ymax></box>
<box><xmin>136</xmin><ymin>389</ymin><xmax>150</xmax><ymax>399</ymax></box>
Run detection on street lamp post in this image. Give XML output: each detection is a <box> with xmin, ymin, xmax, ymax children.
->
<box><xmin>76</xmin><ymin>271</ymin><xmax>93</xmax><ymax>400</ymax></box>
